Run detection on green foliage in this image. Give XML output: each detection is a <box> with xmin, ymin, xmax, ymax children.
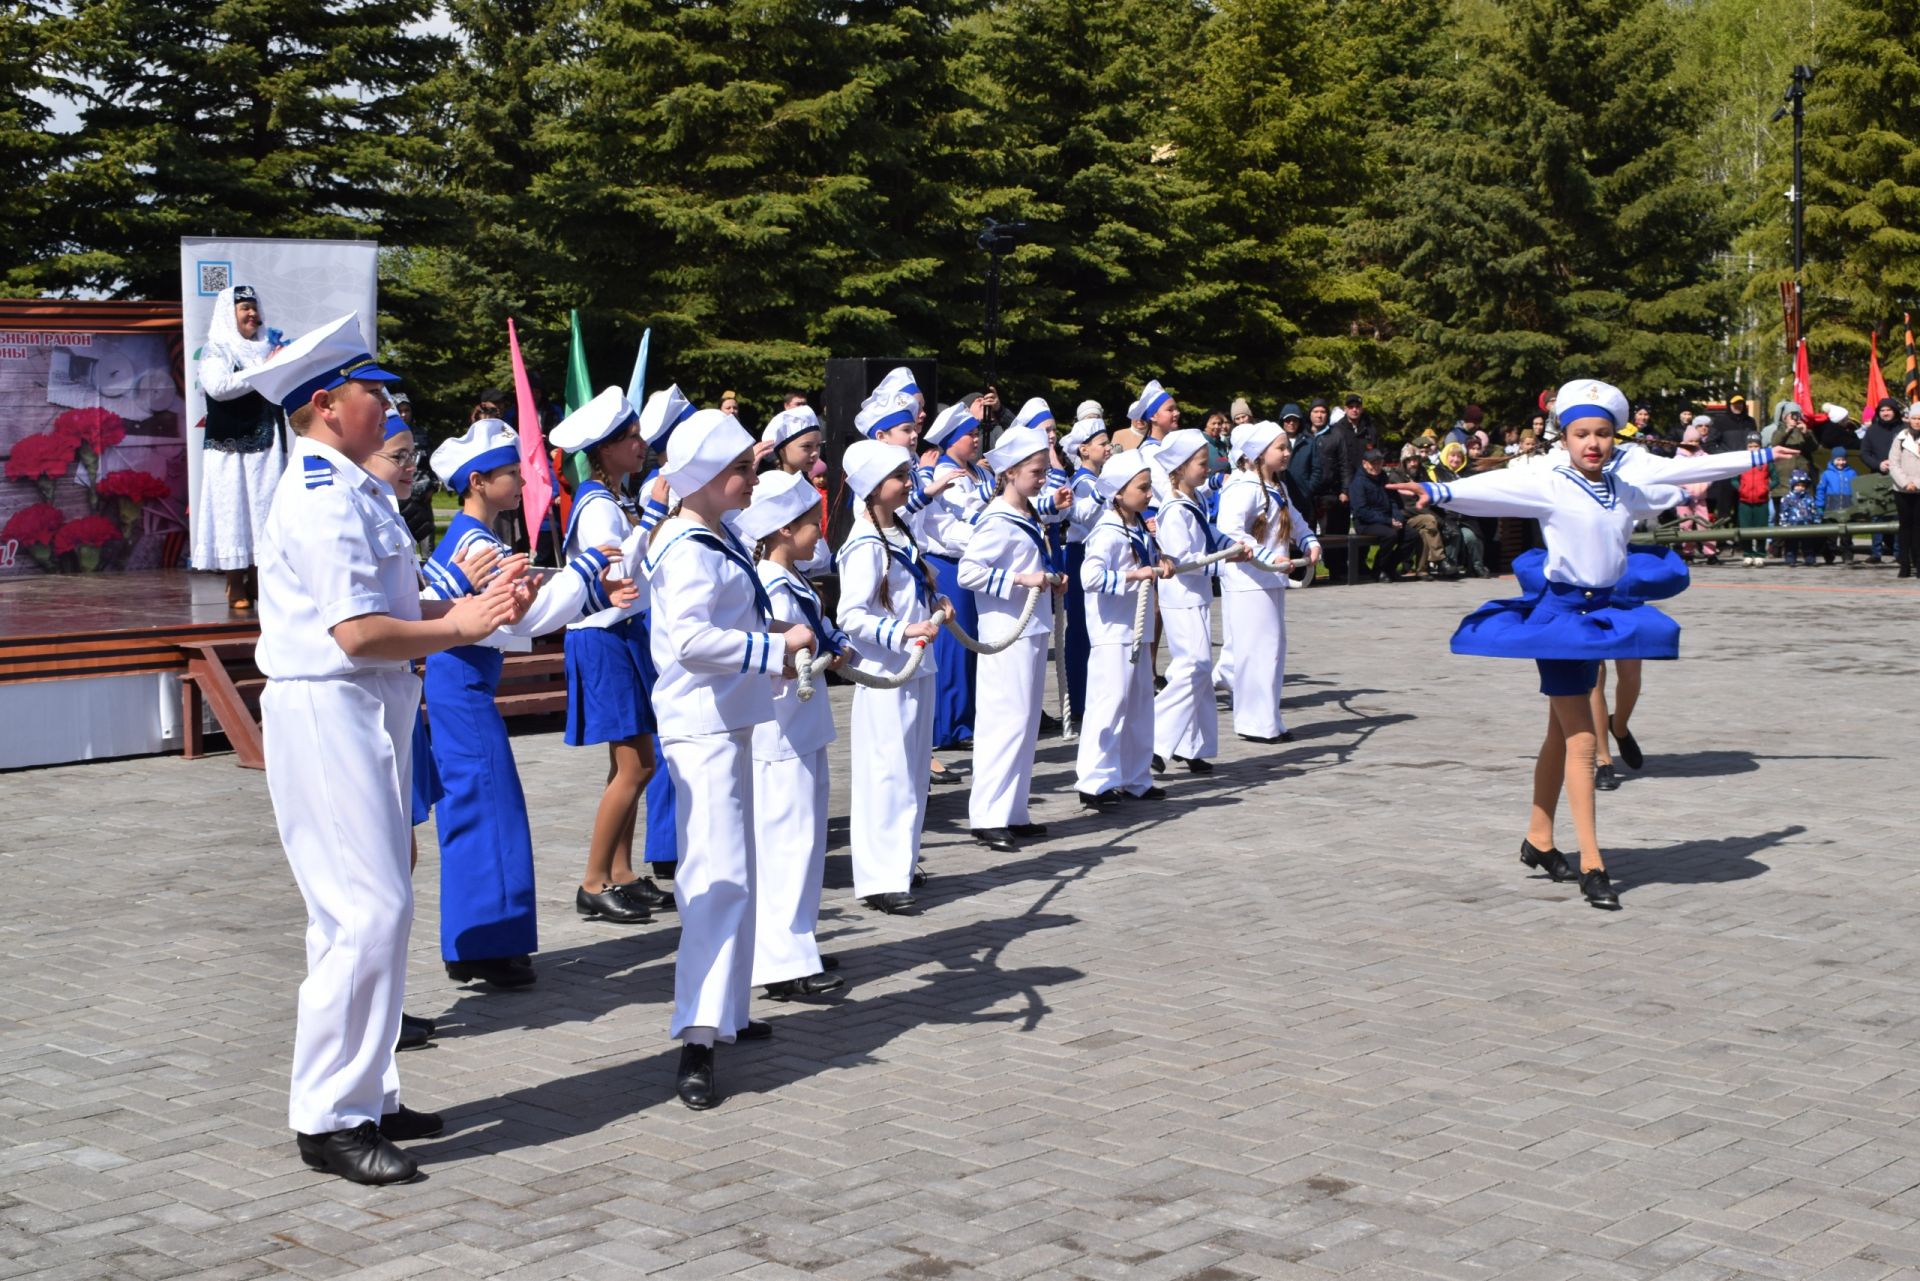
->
<box><xmin>0</xmin><ymin>1</ymin><xmax>57</xmax><ymax>289</ymax></box>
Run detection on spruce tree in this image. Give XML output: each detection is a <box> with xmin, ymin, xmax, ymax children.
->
<box><xmin>0</xmin><ymin>0</ymin><xmax>57</xmax><ymax>289</ymax></box>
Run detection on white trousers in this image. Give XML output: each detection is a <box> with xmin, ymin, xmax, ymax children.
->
<box><xmin>751</xmin><ymin>748</ymin><xmax>827</xmax><ymax>986</ymax></box>
<box><xmin>1075</xmin><ymin>642</ymin><xmax>1154</xmax><ymax>795</ymax></box>
<box><xmin>1224</xmin><ymin>588</ymin><xmax>1287</xmax><ymax>738</ymax></box>
<box><xmin>663</xmin><ymin>729</ymin><xmax>756</xmax><ymax>1042</ymax></box>
<box><xmin>851</xmin><ymin>675</ymin><xmax>934</xmax><ymax>897</ymax></box>
<box><xmin>1216</xmin><ymin>594</ymin><xmax>1236</xmax><ymax>692</ymax></box>
<box><xmin>261</xmin><ymin>669</ymin><xmax>416</xmax><ymax>1134</ymax></box>
<box><xmin>1154</xmin><ymin>603</ymin><xmax>1219</xmax><ymax>761</ymax></box>
<box><xmin>969</xmin><ymin>633</ymin><xmax>1046</xmax><ymax>829</ymax></box>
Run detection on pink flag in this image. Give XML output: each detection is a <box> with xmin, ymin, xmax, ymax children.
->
<box><xmin>507</xmin><ymin>317</ymin><xmax>555</xmax><ymax>557</ymax></box>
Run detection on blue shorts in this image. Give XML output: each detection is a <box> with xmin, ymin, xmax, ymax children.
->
<box><xmin>1535</xmin><ymin>659</ymin><xmax>1601</xmax><ymax>697</ymax></box>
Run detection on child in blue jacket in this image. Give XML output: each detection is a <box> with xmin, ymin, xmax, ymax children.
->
<box><xmin>1814</xmin><ymin>447</ymin><xmax>1858</xmax><ymax>563</ymax></box>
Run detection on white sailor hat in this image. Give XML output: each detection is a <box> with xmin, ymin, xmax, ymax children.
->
<box><xmin>1097</xmin><ymin>449</ymin><xmax>1150</xmax><ymax>502</ymax></box>
<box><xmin>661</xmin><ymin>408</ymin><xmax>756</xmax><ymax>496</ymax></box>
<box><xmin>1061</xmin><ymin>417</ymin><xmax>1109</xmax><ymax>461</ymax></box>
<box><xmin>843</xmin><ymin>440</ymin><xmax>915</xmax><ymax>500</ymax></box>
<box><xmin>638</xmin><ymin>384</ymin><xmax>696</xmax><ymax>449</ymax></box>
<box><xmin>382</xmin><ymin>412</ymin><xmax>411</xmax><ymax>441</ymax></box>
<box><xmin>856</xmin><ymin>393</ymin><xmax>918</xmax><ymax>439</ymax></box>
<box><xmin>1010</xmin><ymin>397</ymin><xmax>1056</xmax><ymax>432</ymax></box>
<box><xmin>431</xmin><ymin>418</ymin><xmax>521</xmax><ymax>495</ymax></box>
<box><xmin>762</xmin><ymin>405</ymin><xmax>822</xmax><ymax>448</ymax></box>
<box><xmin>238</xmin><ymin>313</ymin><xmax>399</xmax><ymax>414</ymax></box>
<box><xmin>734</xmin><ymin>469</ymin><xmax>821</xmax><ymax>541</ymax></box>
<box><xmin>870</xmin><ymin>365</ymin><xmax>921</xmax><ymax>401</ymax></box>
<box><xmin>1554</xmin><ymin>379</ymin><xmax>1630</xmax><ymax>430</ymax></box>
<box><xmin>1075</xmin><ymin>399</ymin><xmax>1103</xmax><ymax>422</ymax></box>
<box><xmin>1154</xmin><ymin>427</ymin><xmax>1210</xmax><ymax>473</ymax></box>
<box><xmin>1127</xmin><ymin>379</ymin><xmax>1173</xmax><ymax>422</ymax></box>
<box><xmin>985</xmin><ymin>424</ymin><xmax>1051</xmax><ymax>473</ymax></box>
<box><xmin>550</xmin><ymin>386</ymin><xmax>638</xmax><ymax>453</ymax></box>
<box><xmin>1234</xmin><ymin>420</ymin><xmax>1284</xmax><ymax>462</ymax></box>
<box><xmin>924</xmin><ymin>401</ymin><xmax>980</xmax><ymax>448</ymax></box>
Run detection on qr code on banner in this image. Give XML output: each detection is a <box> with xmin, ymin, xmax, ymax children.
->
<box><xmin>196</xmin><ymin>261</ymin><xmax>232</xmax><ymax>296</ymax></box>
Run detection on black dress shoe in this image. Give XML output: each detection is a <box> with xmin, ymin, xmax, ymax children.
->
<box><xmin>1077</xmin><ymin>791</ymin><xmax>1120</xmax><ymax>810</ymax></box>
<box><xmin>737</xmin><ymin>1020</ymin><xmax>773</xmax><ymax>1040</ymax></box>
<box><xmin>862</xmin><ymin>892</ymin><xmax>918</xmax><ymax>914</ymax></box>
<box><xmin>1593</xmin><ymin>762</ymin><xmax>1620</xmax><ymax>791</ymax></box>
<box><xmin>1039</xmin><ymin>712</ymin><xmax>1063</xmax><ymax>735</ymax></box>
<box><xmin>445</xmin><ymin>955</ymin><xmax>537</xmax><ymax>989</ymax></box>
<box><xmin>1581</xmin><ymin>869</ymin><xmax>1621</xmax><ymax>910</ymax></box>
<box><xmin>614</xmin><ymin>876</ymin><xmax>676</xmax><ymax>911</ymax></box>
<box><xmin>650</xmin><ymin>861</ymin><xmax>677</xmax><ymax>880</ymax></box>
<box><xmin>676</xmin><ymin>1044</ymin><xmax>718</xmax><ymax>1110</ymax></box>
<box><xmin>378</xmin><ymin>1104</ymin><xmax>444</xmax><ymax>1141</ymax></box>
<box><xmin>1009</xmin><ymin>822</ymin><xmax>1048</xmax><ymax>837</ymax></box>
<box><xmin>910</xmin><ymin>865</ymin><xmax>930</xmax><ymax>888</ymax></box>
<box><xmin>764</xmin><ymin>973</ymin><xmax>845</xmax><ymax>1000</ymax></box>
<box><xmin>397</xmin><ymin>1016</ymin><xmax>431</xmax><ymax>1051</ymax></box>
<box><xmin>1238</xmin><ymin>733</ymin><xmax>1283</xmax><ymax>745</ymax></box>
<box><xmin>401</xmin><ymin>1012</ymin><xmax>436</xmax><ymax>1039</ymax></box>
<box><xmin>820</xmin><ymin>954</ymin><xmax>839</xmax><ymax>971</ymax></box>
<box><xmin>1277</xmin><ymin>730</ymin><xmax>1296</xmax><ymax>742</ymax></box>
<box><xmin>1175</xmin><ymin>756</ymin><xmax>1214</xmax><ymax>775</ymax></box>
<box><xmin>929</xmin><ymin>767</ymin><xmax>964</xmax><ymax>785</ymax></box>
<box><xmin>971</xmin><ymin>827</ymin><xmax>1019</xmax><ymax>851</ymax></box>
<box><xmin>296</xmin><ymin>1122</ymin><xmax>419</xmax><ymax>1185</ymax></box>
<box><xmin>575</xmin><ymin>885</ymin><xmax>651</xmax><ymax>924</ymax></box>
<box><xmin>1519</xmin><ymin>839</ymin><xmax>1573</xmax><ymax>882</ymax></box>
<box><xmin>1152</xmin><ymin>754</ymin><xmax>1167</xmax><ymax>772</ymax></box>
<box><xmin>1124</xmin><ymin>786</ymin><xmax>1167</xmax><ymax>801</ymax></box>
<box><xmin>1153</xmin><ymin>674</ymin><xmax>1168</xmax><ymax>693</ymax></box>
<box><xmin>1611</xmin><ymin>722</ymin><xmax>1643</xmax><ymax>770</ymax></box>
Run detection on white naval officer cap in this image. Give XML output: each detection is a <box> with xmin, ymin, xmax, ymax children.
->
<box><xmin>638</xmin><ymin>384</ymin><xmax>696</xmax><ymax>449</ymax></box>
<box><xmin>984</xmin><ymin>424</ymin><xmax>1050</xmax><ymax>474</ymax></box>
<box><xmin>1097</xmin><ymin>449</ymin><xmax>1150</xmax><ymax>502</ymax></box>
<box><xmin>762</xmin><ymin>405</ymin><xmax>822</xmax><ymax>447</ymax></box>
<box><xmin>238</xmin><ymin>313</ymin><xmax>399</xmax><ymax>414</ymax></box>
<box><xmin>431</xmin><ymin>418</ymin><xmax>520</xmax><ymax>495</ymax></box>
<box><xmin>1554</xmin><ymin>379</ymin><xmax>1630</xmax><ymax>430</ymax></box>
<box><xmin>842</xmin><ymin>440</ymin><xmax>915</xmax><ymax>500</ymax></box>
<box><xmin>733</xmin><ymin>469</ymin><xmax>821</xmax><ymax>542</ymax></box>
<box><xmin>549</xmin><ymin>386</ymin><xmax>638</xmax><ymax>453</ymax></box>
<box><xmin>923</xmin><ymin>401</ymin><xmax>980</xmax><ymax>448</ymax></box>
<box><xmin>661</xmin><ymin>408</ymin><xmax>755</xmax><ymax>497</ymax></box>
<box><xmin>869</xmin><ymin>365</ymin><xmax>920</xmax><ymax>401</ymax></box>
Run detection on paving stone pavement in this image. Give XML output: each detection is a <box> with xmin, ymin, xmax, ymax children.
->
<box><xmin>6</xmin><ymin>563</ymin><xmax>1920</xmax><ymax>1280</ymax></box>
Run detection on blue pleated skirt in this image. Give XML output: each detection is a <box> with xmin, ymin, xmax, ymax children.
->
<box><xmin>926</xmin><ymin>552</ymin><xmax>977</xmax><ymax>749</ymax></box>
<box><xmin>563</xmin><ymin>617</ymin><xmax>659</xmax><ymax>746</ymax></box>
<box><xmin>1510</xmin><ymin>546</ymin><xmax>1690</xmax><ymax>605</ymax></box>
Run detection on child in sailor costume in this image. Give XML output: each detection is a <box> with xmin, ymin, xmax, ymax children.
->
<box><xmin>1390</xmin><ymin>378</ymin><xmax>1792</xmax><ymax>911</ymax></box>
<box><xmin>1217</xmin><ymin>422</ymin><xmax>1320</xmax><ymax>743</ymax></box>
<box><xmin>246</xmin><ymin>315</ymin><xmax>529</xmax><ymax>1185</ymax></box>
<box><xmin>760</xmin><ymin>406</ymin><xmax>833</xmax><ymax>577</ymax></box>
<box><xmin>1059</xmin><ymin>416</ymin><xmax>1113</xmax><ymax>734</ymax></box>
<box><xmin>555</xmin><ymin>388</ymin><xmax>675</xmax><ymax>925</ymax></box>
<box><xmin>736</xmin><ymin>472</ymin><xmax>853</xmax><ymax>999</ymax></box>
<box><xmin>958</xmin><ymin>425</ymin><xmax>1068</xmax><ymax>852</ymax></box>
<box><xmin>1074</xmin><ymin>451</ymin><xmax>1173</xmax><ymax>807</ymax></box>
<box><xmin>1150</xmin><ymin>429</ymin><xmax>1244</xmax><ymax>773</ymax></box>
<box><xmin>919</xmin><ymin>402</ymin><xmax>995</xmax><ymax>750</ymax></box>
<box><xmin>643</xmin><ymin>410</ymin><xmax>816</xmax><ymax>1110</ymax></box>
<box><xmin>835</xmin><ymin>441</ymin><xmax>948</xmax><ymax>913</ymax></box>
<box><xmin>425</xmin><ymin>415</ymin><xmax>638</xmax><ymax>989</ymax></box>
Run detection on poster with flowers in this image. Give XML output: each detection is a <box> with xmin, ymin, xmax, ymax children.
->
<box><xmin>0</xmin><ymin>310</ymin><xmax>186</xmax><ymax>576</ymax></box>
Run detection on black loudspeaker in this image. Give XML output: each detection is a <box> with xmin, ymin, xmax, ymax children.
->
<box><xmin>821</xmin><ymin>357</ymin><xmax>939</xmax><ymax>551</ymax></box>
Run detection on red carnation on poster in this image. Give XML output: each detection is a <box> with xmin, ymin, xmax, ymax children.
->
<box><xmin>1</xmin><ymin>502</ymin><xmax>64</xmax><ymax>547</ymax></box>
<box><xmin>54</xmin><ymin>514</ymin><xmax>120</xmax><ymax>553</ymax></box>
<box><xmin>52</xmin><ymin>407</ymin><xmax>127</xmax><ymax>458</ymax></box>
<box><xmin>95</xmin><ymin>469</ymin><xmax>170</xmax><ymax>502</ymax></box>
<box><xmin>4</xmin><ymin>431</ymin><xmax>79</xmax><ymax>481</ymax></box>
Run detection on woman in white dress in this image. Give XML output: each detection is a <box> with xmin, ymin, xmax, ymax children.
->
<box><xmin>191</xmin><ymin>284</ymin><xmax>287</xmax><ymax>609</ymax></box>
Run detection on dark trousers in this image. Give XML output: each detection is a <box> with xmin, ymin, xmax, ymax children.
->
<box><xmin>1897</xmin><ymin>491</ymin><xmax>1920</xmax><ymax>571</ymax></box>
<box><xmin>1353</xmin><ymin>522</ymin><xmax>1406</xmax><ymax>577</ymax></box>
<box><xmin>1314</xmin><ymin>496</ymin><xmax>1351</xmax><ymax>577</ymax></box>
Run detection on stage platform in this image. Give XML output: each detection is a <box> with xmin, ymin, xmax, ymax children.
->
<box><xmin>0</xmin><ymin>570</ymin><xmax>567</xmax><ymax>771</ymax></box>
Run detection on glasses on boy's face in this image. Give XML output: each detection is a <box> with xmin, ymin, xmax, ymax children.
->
<box><xmin>373</xmin><ymin>446</ymin><xmax>416</xmax><ymax>468</ymax></box>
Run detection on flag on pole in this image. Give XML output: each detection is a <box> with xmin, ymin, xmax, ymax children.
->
<box><xmin>1864</xmin><ymin>328</ymin><xmax>1892</xmax><ymax>423</ymax></box>
<box><xmin>1905</xmin><ymin>313</ymin><xmax>1917</xmax><ymax>403</ymax></box>
<box><xmin>565</xmin><ymin>310</ymin><xmax>593</xmax><ymax>414</ymax></box>
<box><xmin>626</xmin><ymin>328</ymin><xmax>651</xmax><ymax>408</ymax></box>
<box><xmin>1793</xmin><ymin>339</ymin><xmax>1814</xmax><ymax>415</ymax></box>
<box><xmin>507</xmin><ymin>317</ymin><xmax>556</xmax><ymax>555</ymax></box>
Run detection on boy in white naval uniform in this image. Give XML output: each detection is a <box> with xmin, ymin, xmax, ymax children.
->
<box><xmin>245</xmin><ymin>315</ymin><xmax>529</xmax><ymax>1185</ymax></box>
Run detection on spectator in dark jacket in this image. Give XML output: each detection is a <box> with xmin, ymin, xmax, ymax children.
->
<box><xmin>1279</xmin><ymin>403</ymin><xmax>1316</xmax><ymax>514</ymax></box>
<box><xmin>1344</xmin><ymin>395</ymin><xmax>1379</xmax><ymax>450</ymax></box>
<box><xmin>1310</xmin><ymin>399</ymin><xmax>1359</xmax><ymax>580</ymax></box>
<box><xmin>1861</xmin><ymin>397</ymin><xmax>1903</xmax><ymax>561</ymax></box>
<box><xmin>1349</xmin><ymin>449</ymin><xmax>1408</xmax><ymax>580</ymax></box>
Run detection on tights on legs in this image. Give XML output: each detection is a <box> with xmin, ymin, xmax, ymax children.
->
<box><xmin>1526</xmin><ymin>693</ymin><xmax>1602</xmax><ymax>873</ymax></box>
<box><xmin>583</xmin><ymin>736</ymin><xmax>655</xmax><ymax>891</ymax></box>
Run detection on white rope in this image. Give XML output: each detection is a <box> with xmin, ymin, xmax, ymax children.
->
<box><xmin>794</xmin><ymin>609</ymin><xmax>948</xmax><ymax>701</ymax></box>
<box><xmin>1123</xmin><ymin>546</ymin><xmax>1278</xmax><ymax>664</ymax></box>
<box><xmin>942</xmin><ymin>581</ymin><xmax>1053</xmax><ymax>656</ymax></box>
<box><xmin>1126</xmin><ymin>577</ymin><xmax>1155</xmax><ymax>665</ymax></box>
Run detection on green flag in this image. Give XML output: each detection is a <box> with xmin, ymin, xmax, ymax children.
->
<box><xmin>563</xmin><ymin>310</ymin><xmax>593</xmax><ymax>484</ymax></box>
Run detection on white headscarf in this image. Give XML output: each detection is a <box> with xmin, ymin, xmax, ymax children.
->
<box><xmin>203</xmin><ymin>285</ymin><xmax>272</xmax><ymax>369</ymax></box>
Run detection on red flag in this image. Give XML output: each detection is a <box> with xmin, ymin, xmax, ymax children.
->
<box><xmin>1863</xmin><ymin>328</ymin><xmax>1892</xmax><ymax>423</ymax></box>
<box><xmin>507</xmin><ymin>317</ymin><xmax>556</xmax><ymax>557</ymax></box>
<box><xmin>1904</xmin><ymin>313</ymin><xmax>1917</xmax><ymax>402</ymax></box>
<box><xmin>1793</xmin><ymin>339</ymin><xmax>1814</xmax><ymax>415</ymax></box>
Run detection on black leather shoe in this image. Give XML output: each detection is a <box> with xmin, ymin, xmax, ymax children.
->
<box><xmin>397</xmin><ymin>1013</ymin><xmax>434</xmax><ymax>1050</ymax></box>
<box><xmin>1582</xmin><ymin>869</ymin><xmax>1621</xmax><ymax>910</ymax></box>
<box><xmin>820</xmin><ymin>954</ymin><xmax>840</xmax><ymax>972</ymax></box>
<box><xmin>862</xmin><ymin>892</ymin><xmax>918</xmax><ymax>914</ymax></box>
<box><xmin>910</xmin><ymin>865</ymin><xmax>930</xmax><ymax>888</ymax></box>
<box><xmin>575</xmin><ymin>885</ymin><xmax>651</xmax><ymax>924</ymax></box>
<box><xmin>764</xmin><ymin>973</ymin><xmax>845</xmax><ymax>1000</ymax></box>
<box><xmin>676</xmin><ymin>1044</ymin><xmax>717</xmax><ymax>1110</ymax></box>
<box><xmin>378</xmin><ymin>1104</ymin><xmax>444</xmax><ymax>1141</ymax></box>
<box><xmin>1277</xmin><ymin>730</ymin><xmax>1296</xmax><ymax>743</ymax></box>
<box><xmin>1594</xmin><ymin>762</ymin><xmax>1620</xmax><ymax>791</ymax></box>
<box><xmin>1611</xmin><ymin>723</ymin><xmax>1643</xmax><ymax>770</ymax></box>
<box><xmin>738</xmin><ymin>1020</ymin><xmax>773</xmax><ymax>1041</ymax></box>
<box><xmin>1178</xmin><ymin>756</ymin><xmax>1214</xmax><ymax>774</ymax></box>
<box><xmin>650</xmin><ymin>861</ymin><xmax>676</xmax><ymax>880</ymax></box>
<box><xmin>1519</xmin><ymin>839</ymin><xmax>1573</xmax><ymax>882</ymax></box>
<box><xmin>929</xmin><ymin>767</ymin><xmax>964</xmax><ymax>785</ymax></box>
<box><xmin>1152</xmin><ymin>754</ymin><xmax>1167</xmax><ymax>772</ymax></box>
<box><xmin>971</xmin><ymin>827</ymin><xmax>1019</xmax><ymax>851</ymax></box>
<box><xmin>1009</xmin><ymin>822</ymin><xmax>1048</xmax><ymax>837</ymax></box>
<box><xmin>296</xmin><ymin>1122</ymin><xmax>419</xmax><ymax>1185</ymax></box>
<box><xmin>1238</xmin><ymin>734</ymin><xmax>1283</xmax><ymax>745</ymax></box>
<box><xmin>1077</xmin><ymin>791</ymin><xmax>1120</xmax><ymax>810</ymax></box>
<box><xmin>1124</xmin><ymin>786</ymin><xmax>1167</xmax><ymax>801</ymax></box>
<box><xmin>445</xmin><ymin>955</ymin><xmax>537</xmax><ymax>989</ymax></box>
<box><xmin>614</xmin><ymin>876</ymin><xmax>675</xmax><ymax>911</ymax></box>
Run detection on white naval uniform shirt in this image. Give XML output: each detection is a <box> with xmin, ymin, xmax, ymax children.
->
<box><xmin>643</xmin><ymin>514</ymin><xmax>779</xmax><ymax>737</ymax></box>
<box><xmin>1079</xmin><ymin>510</ymin><xmax>1157</xmax><ymax>645</ymax></box>
<box><xmin>958</xmin><ymin>498</ymin><xmax>1055</xmax><ymax>639</ymax></box>
<box><xmin>1216</xmin><ymin>474</ymin><xmax>1319</xmax><ymax>592</ymax></box>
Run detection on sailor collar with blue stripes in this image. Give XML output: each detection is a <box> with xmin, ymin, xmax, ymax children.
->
<box><xmin>1552</xmin><ymin>462</ymin><xmax>1623</xmax><ymax>510</ymax></box>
